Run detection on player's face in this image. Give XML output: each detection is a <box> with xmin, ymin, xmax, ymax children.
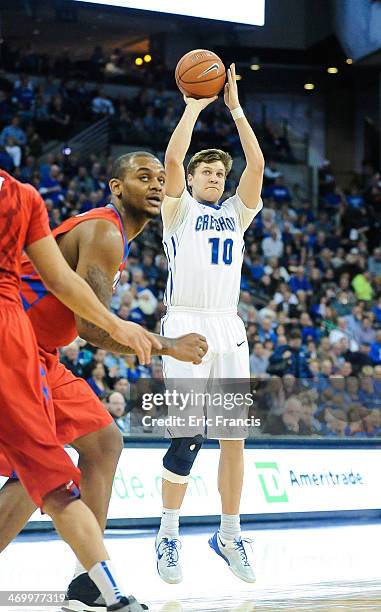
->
<box><xmin>113</xmin><ymin>157</ymin><xmax>166</xmax><ymax>218</ymax></box>
<box><xmin>188</xmin><ymin>161</ymin><xmax>226</xmax><ymax>203</ymax></box>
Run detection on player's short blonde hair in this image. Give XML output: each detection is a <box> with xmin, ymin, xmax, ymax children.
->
<box><xmin>187</xmin><ymin>149</ymin><xmax>233</xmax><ymax>177</ymax></box>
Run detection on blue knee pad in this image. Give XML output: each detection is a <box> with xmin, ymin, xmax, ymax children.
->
<box><xmin>163</xmin><ymin>435</ymin><xmax>204</xmax><ymax>484</ymax></box>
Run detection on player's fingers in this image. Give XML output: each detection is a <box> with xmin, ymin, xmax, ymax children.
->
<box><xmin>141</xmin><ymin>336</ymin><xmax>152</xmax><ymax>364</ymax></box>
<box><xmin>150</xmin><ymin>335</ymin><xmax>162</xmax><ymax>350</ymax></box>
<box><xmin>135</xmin><ymin>342</ymin><xmax>146</xmax><ymax>365</ymax></box>
<box><xmin>199</xmin><ymin>340</ymin><xmax>208</xmax><ymax>352</ymax></box>
<box><xmin>135</xmin><ymin>333</ymin><xmax>152</xmax><ymax>364</ymax></box>
<box><xmin>197</xmin><ymin>336</ymin><xmax>208</xmax><ymax>347</ymax></box>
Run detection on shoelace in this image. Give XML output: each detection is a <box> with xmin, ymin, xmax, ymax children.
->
<box><xmin>158</xmin><ymin>538</ymin><xmax>181</xmax><ymax>567</ymax></box>
<box><xmin>233</xmin><ymin>538</ymin><xmax>253</xmax><ymax>567</ymax></box>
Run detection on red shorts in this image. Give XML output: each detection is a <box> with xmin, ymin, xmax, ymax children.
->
<box><xmin>41</xmin><ymin>348</ymin><xmax>113</xmax><ymax>445</ymax></box>
<box><xmin>0</xmin><ymin>303</ymin><xmax>80</xmax><ymax>507</ymax></box>
<box><xmin>0</xmin><ymin>344</ymin><xmax>112</xmax><ymax>477</ymax></box>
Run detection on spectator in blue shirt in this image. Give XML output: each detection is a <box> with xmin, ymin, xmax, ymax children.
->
<box><xmin>38</xmin><ymin>163</ymin><xmax>65</xmax><ymax>205</ymax></box>
<box><xmin>300</xmin><ymin>312</ymin><xmax>320</xmax><ymax>344</ymax></box>
<box><xmin>258</xmin><ymin>316</ymin><xmax>278</xmax><ymax>346</ymax></box>
<box><xmin>39</xmin><ymin>152</ymin><xmax>57</xmax><ymax>181</ymax></box>
<box><xmin>346</xmin><ymin>186</ymin><xmax>364</xmax><ymax>210</ymax></box>
<box><xmin>13</xmin><ymin>75</ymin><xmax>35</xmax><ymax>114</ymax></box>
<box><xmin>248</xmin><ymin>256</ymin><xmax>265</xmax><ymax>280</ymax></box>
<box><xmin>124</xmin><ymin>355</ymin><xmax>141</xmax><ymax>384</ymax></box>
<box><xmin>86</xmin><ymin>363</ymin><xmax>109</xmax><ymax>399</ymax></box>
<box><xmin>369</xmin><ymin>331</ymin><xmax>381</xmax><ymax>365</ymax></box>
<box><xmin>263</xmin><ymin>176</ymin><xmax>291</xmax><ymax>203</ymax></box>
<box><xmin>323</xmin><ymin>186</ymin><xmax>344</xmax><ymax>209</ymax></box>
<box><xmin>289</xmin><ymin>266</ymin><xmax>312</xmax><ymax>294</ymax></box>
<box><xmin>0</xmin><ymin>116</ymin><xmax>27</xmax><ymax>147</ymax></box>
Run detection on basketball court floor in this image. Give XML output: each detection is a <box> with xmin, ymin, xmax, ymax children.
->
<box><xmin>1</xmin><ymin>521</ymin><xmax>381</xmax><ymax>611</ymax></box>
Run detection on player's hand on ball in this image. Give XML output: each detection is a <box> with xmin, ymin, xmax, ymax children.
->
<box><xmin>110</xmin><ymin>320</ymin><xmax>162</xmax><ymax>365</ymax></box>
<box><xmin>224</xmin><ymin>63</ymin><xmax>240</xmax><ymax>110</ymax></box>
<box><xmin>184</xmin><ymin>95</ymin><xmax>218</xmax><ymax>112</ymax></box>
<box><xmin>169</xmin><ymin>333</ymin><xmax>208</xmax><ymax>364</ymax></box>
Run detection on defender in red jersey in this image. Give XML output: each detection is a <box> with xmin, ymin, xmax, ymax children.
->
<box><xmin>0</xmin><ymin>169</ymin><xmax>175</xmax><ymax>611</ymax></box>
<box><xmin>0</xmin><ymin>154</ymin><xmax>208</xmax><ymax>611</ymax></box>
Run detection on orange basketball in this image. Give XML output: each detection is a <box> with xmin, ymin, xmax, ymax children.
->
<box><xmin>175</xmin><ymin>49</ymin><xmax>226</xmax><ymax>99</ymax></box>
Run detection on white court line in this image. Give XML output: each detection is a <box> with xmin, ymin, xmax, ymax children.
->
<box><xmin>1</xmin><ymin>523</ymin><xmax>381</xmax><ymax>610</ymax></box>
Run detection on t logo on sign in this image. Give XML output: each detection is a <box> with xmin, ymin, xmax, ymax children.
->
<box><xmin>255</xmin><ymin>461</ymin><xmax>289</xmax><ymax>503</ymax></box>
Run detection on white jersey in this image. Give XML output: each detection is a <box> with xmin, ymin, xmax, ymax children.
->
<box><xmin>161</xmin><ymin>189</ymin><xmax>263</xmax><ymax>310</ymax></box>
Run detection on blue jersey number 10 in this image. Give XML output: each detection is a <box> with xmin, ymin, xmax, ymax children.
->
<box><xmin>208</xmin><ymin>238</ymin><xmax>233</xmax><ymax>265</ymax></box>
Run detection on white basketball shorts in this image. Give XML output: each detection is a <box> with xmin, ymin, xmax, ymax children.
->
<box><xmin>160</xmin><ymin>307</ymin><xmax>251</xmax><ymax>439</ymax></box>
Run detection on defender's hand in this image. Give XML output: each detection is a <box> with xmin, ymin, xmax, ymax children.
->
<box><xmin>184</xmin><ymin>95</ymin><xmax>218</xmax><ymax>112</ymax></box>
<box><xmin>168</xmin><ymin>333</ymin><xmax>208</xmax><ymax>364</ymax></box>
<box><xmin>109</xmin><ymin>320</ymin><xmax>162</xmax><ymax>365</ymax></box>
<box><xmin>224</xmin><ymin>63</ymin><xmax>240</xmax><ymax>111</ymax></box>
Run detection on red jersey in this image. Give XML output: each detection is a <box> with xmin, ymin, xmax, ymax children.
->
<box><xmin>0</xmin><ymin>171</ymin><xmax>51</xmax><ymax>305</ymax></box>
<box><xmin>20</xmin><ymin>205</ymin><xmax>129</xmax><ymax>352</ymax></box>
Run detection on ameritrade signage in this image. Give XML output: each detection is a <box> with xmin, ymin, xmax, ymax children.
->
<box><xmin>1</xmin><ymin>447</ymin><xmax>381</xmax><ymax>523</ymax></box>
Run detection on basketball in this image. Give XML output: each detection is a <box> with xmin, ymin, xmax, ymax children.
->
<box><xmin>175</xmin><ymin>49</ymin><xmax>226</xmax><ymax>99</ymax></box>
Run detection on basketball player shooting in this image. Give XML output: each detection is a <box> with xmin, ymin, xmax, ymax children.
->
<box><xmin>156</xmin><ymin>63</ymin><xmax>264</xmax><ymax>584</ymax></box>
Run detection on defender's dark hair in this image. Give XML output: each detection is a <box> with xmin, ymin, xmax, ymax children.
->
<box><xmin>111</xmin><ymin>151</ymin><xmax>159</xmax><ymax>179</ymax></box>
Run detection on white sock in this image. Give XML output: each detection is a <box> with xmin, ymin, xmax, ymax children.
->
<box><xmin>88</xmin><ymin>560</ymin><xmax>125</xmax><ymax>606</ymax></box>
<box><xmin>219</xmin><ymin>514</ymin><xmax>241</xmax><ymax>542</ymax></box>
<box><xmin>73</xmin><ymin>559</ymin><xmax>86</xmax><ymax>580</ymax></box>
<box><xmin>158</xmin><ymin>507</ymin><xmax>180</xmax><ymax>539</ymax></box>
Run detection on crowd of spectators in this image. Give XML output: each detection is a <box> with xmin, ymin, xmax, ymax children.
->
<box><xmin>2</xmin><ymin>54</ymin><xmax>381</xmax><ymax>439</ymax></box>
<box><xmin>0</xmin><ymin>44</ymin><xmax>294</xmax><ymax>164</ymax></box>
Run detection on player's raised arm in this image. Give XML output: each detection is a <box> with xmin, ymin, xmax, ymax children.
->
<box><xmin>225</xmin><ymin>63</ymin><xmax>265</xmax><ymax>209</ymax></box>
<box><xmin>67</xmin><ymin>219</ymin><xmax>208</xmax><ymax>364</ymax></box>
<box><xmin>164</xmin><ymin>96</ymin><xmax>217</xmax><ymax>198</ymax></box>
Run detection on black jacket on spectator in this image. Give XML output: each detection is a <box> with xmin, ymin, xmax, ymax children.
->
<box><xmin>268</xmin><ymin>344</ymin><xmax>312</xmax><ymax>378</ymax></box>
<box><xmin>343</xmin><ymin>350</ymin><xmax>374</xmax><ymax>375</ymax></box>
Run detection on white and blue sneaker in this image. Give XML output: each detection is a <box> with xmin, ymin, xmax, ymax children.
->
<box><xmin>208</xmin><ymin>532</ymin><xmax>256</xmax><ymax>583</ymax></box>
<box><xmin>155</xmin><ymin>536</ymin><xmax>183</xmax><ymax>584</ymax></box>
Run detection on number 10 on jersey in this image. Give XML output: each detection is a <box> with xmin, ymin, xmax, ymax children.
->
<box><xmin>209</xmin><ymin>237</ymin><xmax>233</xmax><ymax>265</ymax></box>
